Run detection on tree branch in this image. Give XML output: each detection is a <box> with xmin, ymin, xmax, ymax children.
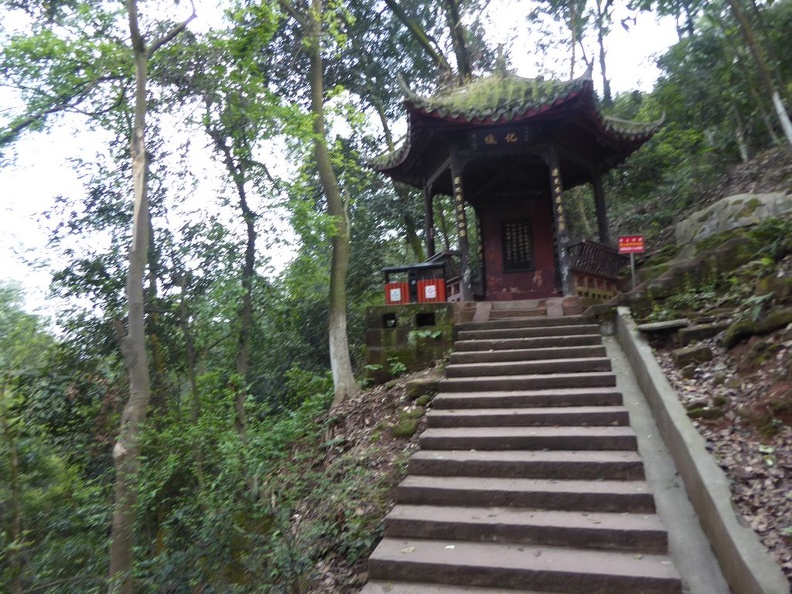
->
<box><xmin>382</xmin><ymin>0</ymin><xmax>454</xmax><ymax>79</ymax></box>
<box><xmin>149</xmin><ymin>2</ymin><xmax>197</xmax><ymax>56</ymax></box>
<box><xmin>278</xmin><ymin>0</ymin><xmax>308</xmax><ymax>28</ymax></box>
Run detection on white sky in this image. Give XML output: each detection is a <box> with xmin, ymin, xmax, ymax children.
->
<box><xmin>0</xmin><ymin>2</ymin><xmax>678</xmax><ymax>316</ymax></box>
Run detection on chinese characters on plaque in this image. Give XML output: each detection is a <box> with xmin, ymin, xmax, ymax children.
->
<box><xmin>470</xmin><ymin>126</ymin><xmax>532</xmax><ymax>150</ymax></box>
<box><xmin>502</xmin><ymin>219</ymin><xmax>533</xmax><ymax>271</ymax></box>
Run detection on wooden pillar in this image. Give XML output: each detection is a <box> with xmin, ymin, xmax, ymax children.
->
<box><xmin>592</xmin><ymin>170</ymin><xmax>610</xmax><ymax>245</ymax></box>
<box><xmin>475</xmin><ymin>209</ymin><xmax>485</xmax><ymax>298</ymax></box>
<box><xmin>547</xmin><ymin>151</ymin><xmax>573</xmax><ymax>296</ymax></box>
<box><xmin>423</xmin><ymin>184</ymin><xmax>436</xmax><ymax>258</ymax></box>
<box><xmin>450</xmin><ymin>160</ymin><xmax>473</xmax><ymax>301</ymax></box>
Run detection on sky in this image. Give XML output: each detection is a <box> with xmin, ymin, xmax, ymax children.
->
<box><xmin>0</xmin><ymin>2</ymin><xmax>679</xmax><ymax>317</ymax></box>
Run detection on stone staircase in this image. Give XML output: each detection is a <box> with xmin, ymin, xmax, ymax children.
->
<box><xmin>362</xmin><ymin>314</ymin><xmax>683</xmax><ymax>593</ymax></box>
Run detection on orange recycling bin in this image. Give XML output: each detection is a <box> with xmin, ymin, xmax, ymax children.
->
<box><xmin>385</xmin><ymin>282</ymin><xmax>410</xmax><ymax>305</ymax></box>
<box><xmin>417</xmin><ymin>279</ymin><xmax>446</xmax><ymax>303</ymax></box>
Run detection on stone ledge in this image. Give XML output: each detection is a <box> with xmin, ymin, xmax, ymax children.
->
<box><xmin>615</xmin><ymin>307</ymin><xmax>787</xmax><ymax>594</ymax></box>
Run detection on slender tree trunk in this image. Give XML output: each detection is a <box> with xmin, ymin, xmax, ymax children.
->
<box><xmin>234</xmin><ymin>194</ymin><xmax>255</xmax><ymax>437</ymax></box>
<box><xmin>306</xmin><ymin>0</ymin><xmax>359</xmax><ymax>406</ymax></box>
<box><xmin>394</xmin><ymin>183</ymin><xmax>426</xmax><ymax>262</ymax></box>
<box><xmin>569</xmin><ymin>3</ymin><xmax>577</xmax><ymax>79</ymax></box>
<box><xmin>108</xmin><ymin>34</ymin><xmax>151</xmax><ymax>593</ymax></box>
<box><xmin>212</xmin><ymin>137</ymin><xmax>255</xmax><ymax>438</ymax></box>
<box><xmin>727</xmin><ymin>0</ymin><xmax>792</xmax><ymax>146</ymax></box>
<box><xmin>369</xmin><ymin>96</ymin><xmax>425</xmax><ymax>261</ymax></box>
<box><xmin>595</xmin><ymin>0</ymin><xmax>612</xmax><ymax>106</ymax></box>
<box><xmin>108</xmin><ymin>4</ymin><xmax>194</xmax><ymax>592</ymax></box>
<box><xmin>733</xmin><ymin>106</ymin><xmax>749</xmax><ymax>162</ymax></box>
<box><xmin>436</xmin><ymin>198</ymin><xmax>452</xmax><ymax>252</ymax></box>
<box><xmin>382</xmin><ymin>0</ymin><xmax>453</xmax><ymax>80</ymax></box>
<box><xmin>178</xmin><ymin>276</ymin><xmax>204</xmax><ymax>490</ymax></box>
<box><xmin>444</xmin><ymin>0</ymin><xmax>472</xmax><ymax>83</ymax></box>
<box><xmin>710</xmin><ymin>10</ymin><xmax>781</xmax><ymax>144</ymax></box>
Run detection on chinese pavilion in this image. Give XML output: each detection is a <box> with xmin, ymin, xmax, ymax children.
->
<box><xmin>371</xmin><ymin>68</ymin><xmax>662</xmax><ymax>302</ymax></box>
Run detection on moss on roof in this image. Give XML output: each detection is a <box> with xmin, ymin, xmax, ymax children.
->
<box><xmin>403</xmin><ymin>71</ymin><xmax>588</xmax><ymax>122</ymax></box>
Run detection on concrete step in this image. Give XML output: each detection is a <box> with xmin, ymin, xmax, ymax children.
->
<box><xmin>368</xmin><ymin>539</ymin><xmax>681</xmax><ymax>593</ymax></box>
<box><xmin>454</xmin><ymin>334</ymin><xmax>602</xmax><ymax>352</ymax></box>
<box><xmin>385</xmin><ymin>505</ymin><xmax>669</xmax><ymax>554</ymax></box>
<box><xmin>449</xmin><ymin>345</ymin><xmax>606</xmax><ymax>364</ymax></box>
<box><xmin>440</xmin><ymin>372</ymin><xmax>616</xmax><ymax>392</ymax></box>
<box><xmin>362</xmin><ymin>582</ymin><xmax>554</xmax><ymax>594</ymax></box>
<box><xmin>458</xmin><ymin>315</ymin><xmax>593</xmax><ymax>331</ymax></box>
<box><xmin>432</xmin><ymin>387</ymin><xmax>624</xmax><ymax>409</ymax></box>
<box><xmin>419</xmin><ymin>426</ymin><xmax>637</xmax><ymax>451</ymax></box>
<box><xmin>396</xmin><ymin>475</ymin><xmax>656</xmax><ymax>513</ymax></box>
<box><xmin>445</xmin><ymin>357</ymin><xmax>612</xmax><ymax>378</ymax></box>
<box><xmin>426</xmin><ymin>406</ymin><xmax>630</xmax><ymax>428</ymax></box>
<box><xmin>488</xmin><ymin>309</ymin><xmax>547</xmax><ymax>320</ymax></box>
<box><xmin>408</xmin><ymin>450</ymin><xmax>645</xmax><ymax>481</ymax></box>
<box><xmin>458</xmin><ymin>324</ymin><xmax>600</xmax><ymax>341</ymax></box>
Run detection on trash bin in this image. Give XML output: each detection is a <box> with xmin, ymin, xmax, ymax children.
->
<box><xmin>384</xmin><ymin>282</ymin><xmax>410</xmax><ymax>305</ymax></box>
<box><xmin>417</xmin><ymin>278</ymin><xmax>446</xmax><ymax>303</ymax></box>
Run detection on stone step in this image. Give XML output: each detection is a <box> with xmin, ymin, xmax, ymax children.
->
<box><xmin>432</xmin><ymin>387</ymin><xmax>623</xmax><ymax>409</ymax></box>
<box><xmin>426</xmin><ymin>406</ymin><xmax>630</xmax><ymax>428</ymax></box>
<box><xmin>362</xmin><ymin>582</ymin><xmax>553</xmax><ymax>594</ymax></box>
<box><xmin>408</xmin><ymin>450</ymin><xmax>645</xmax><ymax>481</ymax></box>
<box><xmin>458</xmin><ymin>324</ymin><xmax>600</xmax><ymax>341</ymax></box>
<box><xmin>368</xmin><ymin>539</ymin><xmax>681</xmax><ymax>593</ymax></box>
<box><xmin>445</xmin><ymin>357</ymin><xmax>612</xmax><ymax>378</ymax></box>
<box><xmin>440</xmin><ymin>372</ymin><xmax>616</xmax><ymax>392</ymax></box>
<box><xmin>454</xmin><ymin>334</ymin><xmax>602</xmax><ymax>352</ymax></box>
<box><xmin>458</xmin><ymin>315</ymin><xmax>593</xmax><ymax>331</ymax></box>
<box><xmin>488</xmin><ymin>309</ymin><xmax>547</xmax><ymax>320</ymax></box>
<box><xmin>384</xmin><ymin>505</ymin><xmax>669</xmax><ymax>554</ymax></box>
<box><xmin>396</xmin><ymin>476</ymin><xmax>656</xmax><ymax>513</ymax></box>
<box><xmin>419</xmin><ymin>426</ymin><xmax>637</xmax><ymax>451</ymax></box>
<box><xmin>449</xmin><ymin>345</ymin><xmax>606</xmax><ymax>364</ymax></box>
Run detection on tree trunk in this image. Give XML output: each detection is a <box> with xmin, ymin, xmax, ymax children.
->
<box><xmin>370</xmin><ymin>97</ymin><xmax>425</xmax><ymax>261</ymax></box>
<box><xmin>212</xmin><ymin>137</ymin><xmax>255</xmax><ymax>438</ymax></box>
<box><xmin>568</xmin><ymin>2</ymin><xmax>577</xmax><ymax>79</ymax></box>
<box><xmin>109</xmin><ymin>4</ymin><xmax>194</xmax><ymax>591</ymax></box>
<box><xmin>178</xmin><ymin>276</ymin><xmax>204</xmax><ymax>490</ymax></box>
<box><xmin>443</xmin><ymin>0</ymin><xmax>472</xmax><ymax>83</ymax></box>
<box><xmin>595</xmin><ymin>0</ymin><xmax>612</xmax><ymax>106</ymax></box>
<box><xmin>733</xmin><ymin>106</ymin><xmax>749</xmax><ymax>162</ymax></box>
<box><xmin>307</xmin><ymin>0</ymin><xmax>359</xmax><ymax>407</ymax></box>
<box><xmin>436</xmin><ymin>198</ymin><xmax>452</xmax><ymax>253</ymax></box>
<box><xmin>108</xmin><ymin>32</ymin><xmax>151</xmax><ymax>593</ymax></box>
<box><xmin>383</xmin><ymin>0</ymin><xmax>453</xmax><ymax>81</ymax></box>
<box><xmin>234</xmin><ymin>190</ymin><xmax>255</xmax><ymax>437</ymax></box>
<box><xmin>727</xmin><ymin>0</ymin><xmax>792</xmax><ymax>146</ymax></box>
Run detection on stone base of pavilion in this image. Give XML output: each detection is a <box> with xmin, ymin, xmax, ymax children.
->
<box><xmin>455</xmin><ymin>296</ymin><xmax>584</xmax><ymax>324</ymax></box>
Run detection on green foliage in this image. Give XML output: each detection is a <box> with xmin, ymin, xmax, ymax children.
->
<box><xmin>387</xmin><ymin>356</ymin><xmax>407</xmax><ymax>377</ymax></box>
<box><xmin>408</xmin><ymin>329</ymin><xmax>442</xmax><ymax>347</ymax></box>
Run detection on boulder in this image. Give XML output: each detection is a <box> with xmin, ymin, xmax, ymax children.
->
<box><xmin>671</xmin><ymin>344</ymin><xmax>713</xmax><ymax>367</ymax></box>
<box><xmin>678</xmin><ymin>323</ymin><xmax>728</xmax><ymax>346</ymax></box>
<box><xmin>676</xmin><ymin>193</ymin><xmax>792</xmax><ymax>246</ymax></box>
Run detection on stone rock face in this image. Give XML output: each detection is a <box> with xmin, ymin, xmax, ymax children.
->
<box><xmin>675</xmin><ymin>193</ymin><xmax>792</xmax><ymax>246</ymax></box>
<box><xmin>671</xmin><ymin>345</ymin><xmax>713</xmax><ymax>367</ymax></box>
<box><xmin>678</xmin><ymin>323</ymin><xmax>728</xmax><ymax>347</ymax></box>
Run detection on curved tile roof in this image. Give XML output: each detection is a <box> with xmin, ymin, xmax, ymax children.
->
<box><xmin>370</xmin><ymin>70</ymin><xmax>663</xmax><ymax>176</ymax></box>
<box><xmin>401</xmin><ymin>71</ymin><xmax>591</xmax><ymax>123</ymax></box>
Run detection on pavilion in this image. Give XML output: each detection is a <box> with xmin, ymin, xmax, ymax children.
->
<box><xmin>371</xmin><ymin>67</ymin><xmax>662</xmax><ymax>302</ymax></box>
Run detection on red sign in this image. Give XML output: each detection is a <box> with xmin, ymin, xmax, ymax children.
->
<box><xmin>618</xmin><ymin>235</ymin><xmax>645</xmax><ymax>254</ymax></box>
